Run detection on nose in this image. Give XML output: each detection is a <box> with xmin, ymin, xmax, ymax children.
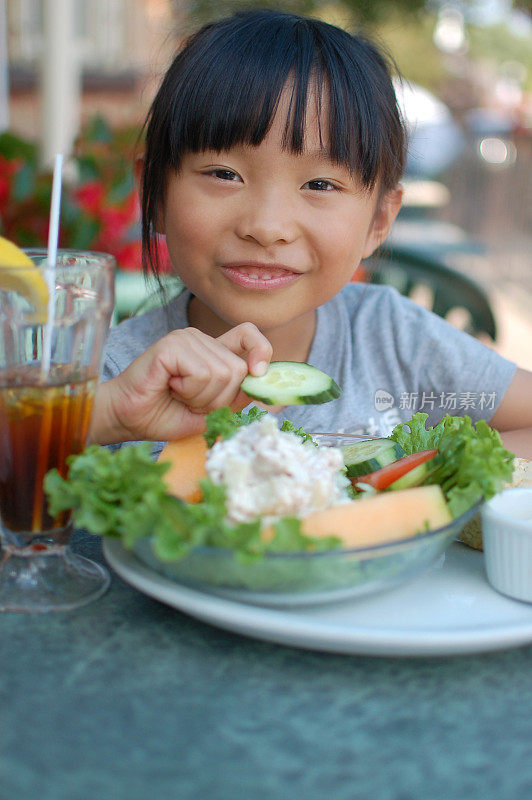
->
<box><xmin>235</xmin><ymin>188</ymin><xmax>298</xmax><ymax>247</ymax></box>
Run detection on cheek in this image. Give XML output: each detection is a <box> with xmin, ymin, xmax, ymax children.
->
<box><xmin>316</xmin><ymin>213</ymin><xmax>373</xmax><ymax>272</ymax></box>
<box><xmin>164</xmin><ymin>200</ymin><xmax>208</xmax><ymax>258</ymax></box>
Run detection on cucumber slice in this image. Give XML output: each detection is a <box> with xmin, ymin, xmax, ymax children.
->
<box><xmin>341</xmin><ymin>439</ymin><xmax>405</xmax><ymax>479</ymax></box>
<box><xmin>388</xmin><ymin>459</ymin><xmax>436</xmax><ymax>491</ymax></box>
<box><xmin>241</xmin><ymin>361</ymin><xmax>341</xmax><ymax>405</ymax></box>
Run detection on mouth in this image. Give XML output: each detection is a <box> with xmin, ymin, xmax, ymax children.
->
<box><xmin>220</xmin><ymin>262</ymin><xmax>303</xmax><ymax>290</ymax></box>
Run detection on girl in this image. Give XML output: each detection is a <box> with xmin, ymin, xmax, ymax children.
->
<box><xmin>89</xmin><ymin>9</ymin><xmax>532</xmax><ymax>458</ymax></box>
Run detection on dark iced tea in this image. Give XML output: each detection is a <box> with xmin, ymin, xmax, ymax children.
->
<box><xmin>0</xmin><ymin>366</ymin><xmax>96</xmax><ymax>533</ymax></box>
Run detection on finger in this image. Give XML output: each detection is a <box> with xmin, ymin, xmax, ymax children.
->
<box><xmin>169</xmin><ymin>361</ymin><xmax>244</xmax><ymax>411</ymax></box>
<box><xmin>169</xmin><ymin>345</ymin><xmax>248</xmax><ymax>408</ymax></box>
<box><xmin>171</xmin><ymin>385</ymin><xmax>248</xmax><ymax>417</ymax></box>
<box><xmin>217</xmin><ymin>323</ymin><xmax>272</xmax><ymax>377</ymax></box>
<box><xmin>147</xmin><ymin>331</ymin><xmax>236</xmax><ymax>398</ymax></box>
<box><xmin>159</xmin><ymin>346</ymin><xmax>218</xmax><ymax>402</ymax></box>
<box><xmin>158</xmin><ymin>403</ymin><xmax>208</xmax><ymax>442</ymax></box>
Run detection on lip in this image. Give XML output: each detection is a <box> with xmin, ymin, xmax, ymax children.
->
<box><xmin>220</xmin><ymin>261</ymin><xmax>303</xmax><ymax>290</ymax></box>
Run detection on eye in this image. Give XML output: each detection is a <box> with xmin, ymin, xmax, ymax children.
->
<box><xmin>206</xmin><ymin>168</ymin><xmax>243</xmax><ymax>182</ymax></box>
<box><xmin>303</xmin><ymin>179</ymin><xmax>339</xmax><ymax>192</ymax></box>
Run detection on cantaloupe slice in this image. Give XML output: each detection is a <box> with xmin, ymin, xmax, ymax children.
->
<box><xmin>157</xmin><ymin>433</ymin><xmax>208</xmax><ymax>503</ymax></box>
<box><xmin>300</xmin><ymin>485</ymin><xmax>452</xmax><ymax>547</ymax></box>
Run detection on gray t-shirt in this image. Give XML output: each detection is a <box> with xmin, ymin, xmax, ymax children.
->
<box><xmin>103</xmin><ymin>283</ymin><xmax>516</xmax><ymax>457</ymax></box>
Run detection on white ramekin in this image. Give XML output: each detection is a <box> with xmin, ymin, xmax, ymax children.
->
<box><xmin>481</xmin><ymin>488</ymin><xmax>532</xmax><ymax>603</ymax></box>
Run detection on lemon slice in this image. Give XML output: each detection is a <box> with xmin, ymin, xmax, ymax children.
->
<box><xmin>0</xmin><ymin>236</ymin><xmax>49</xmax><ymax>323</ymax></box>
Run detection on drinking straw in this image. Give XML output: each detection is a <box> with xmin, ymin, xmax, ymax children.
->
<box><xmin>41</xmin><ymin>153</ymin><xmax>63</xmax><ymax>379</ymax></box>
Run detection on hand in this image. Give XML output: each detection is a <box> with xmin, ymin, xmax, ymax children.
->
<box><xmin>89</xmin><ymin>323</ymin><xmax>272</xmax><ymax>445</ymax></box>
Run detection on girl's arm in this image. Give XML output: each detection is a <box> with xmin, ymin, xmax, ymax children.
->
<box><xmin>89</xmin><ymin>323</ymin><xmax>273</xmax><ymax>446</ymax></box>
<box><xmin>490</xmin><ymin>368</ymin><xmax>532</xmax><ymax>459</ymax></box>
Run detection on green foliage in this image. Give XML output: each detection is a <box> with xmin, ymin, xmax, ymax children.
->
<box><xmin>468</xmin><ymin>22</ymin><xmax>532</xmax><ymax>92</ymax></box>
<box><xmin>377</xmin><ymin>11</ymin><xmax>447</xmax><ymax>92</ymax></box>
<box><xmin>187</xmin><ymin>0</ymin><xmax>425</xmax><ymax>26</ymax></box>
<box><xmin>334</xmin><ymin>0</ymin><xmax>425</xmax><ymax>25</ymax></box>
<box><xmin>188</xmin><ymin>0</ymin><xmax>318</xmax><ymax>25</ymax></box>
<box><xmin>184</xmin><ymin>2</ymin><xmax>532</xmax><ymax>97</ymax></box>
<box><xmin>0</xmin><ymin>116</ymin><xmax>145</xmax><ymax>268</ymax></box>
<box><xmin>0</xmin><ymin>130</ymin><xmax>37</xmax><ymax>164</ymax></box>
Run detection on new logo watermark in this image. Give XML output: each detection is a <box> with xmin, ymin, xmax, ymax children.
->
<box><xmin>374</xmin><ymin>388</ymin><xmax>498</xmax><ymax>413</ymax></box>
<box><xmin>374</xmin><ymin>389</ymin><xmax>395</xmax><ymax>411</ymax></box>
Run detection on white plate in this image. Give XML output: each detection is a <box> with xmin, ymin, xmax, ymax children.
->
<box><xmin>104</xmin><ymin>540</ymin><xmax>532</xmax><ymax>657</ymax></box>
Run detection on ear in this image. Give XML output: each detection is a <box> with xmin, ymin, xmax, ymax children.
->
<box><xmin>361</xmin><ymin>185</ymin><xmax>403</xmax><ymax>259</ymax></box>
<box><xmin>134</xmin><ymin>154</ymin><xmax>166</xmax><ymax>235</ymax></box>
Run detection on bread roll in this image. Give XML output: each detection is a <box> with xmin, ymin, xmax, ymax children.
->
<box><xmin>457</xmin><ymin>458</ymin><xmax>532</xmax><ymax>550</ymax></box>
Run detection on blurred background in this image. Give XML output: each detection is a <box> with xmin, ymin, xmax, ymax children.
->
<box><xmin>1</xmin><ymin>0</ymin><xmax>531</xmax><ymax>365</ymax></box>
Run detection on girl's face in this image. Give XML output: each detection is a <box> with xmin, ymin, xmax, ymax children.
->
<box><xmin>159</xmin><ymin>91</ymin><xmax>402</xmax><ymax>353</ymax></box>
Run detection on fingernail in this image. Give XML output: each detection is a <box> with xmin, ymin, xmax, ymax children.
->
<box><xmin>254</xmin><ymin>361</ymin><xmax>268</xmax><ymax>376</ymax></box>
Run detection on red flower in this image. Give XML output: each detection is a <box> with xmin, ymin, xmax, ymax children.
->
<box><xmin>95</xmin><ymin>193</ymin><xmax>139</xmax><ymax>247</ymax></box>
<box><xmin>0</xmin><ymin>156</ymin><xmax>23</xmax><ymax>216</ymax></box>
<box><xmin>73</xmin><ymin>181</ymin><xmax>105</xmax><ymax>215</ymax></box>
<box><xmin>123</xmin><ymin>191</ymin><xmax>140</xmax><ymax>219</ymax></box>
<box><xmin>100</xmin><ymin>208</ymin><xmax>129</xmax><ymax>242</ymax></box>
<box><xmin>0</xmin><ymin>176</ymin><xmax>10</xmax><ymax>214</ymax></box>
<box><xmin>113</xmin><ymin>241</ymin><xmax>142</xmax><ymax>271</ymax></box>
<box><xmin>155</xmin><ymin>236</ymin><xmax>172</xmax><ymax>272</ymax></box>
<box><xmin>0</xmin><ymin>127</ymin><xmax>148</xmax><ymax>271</ymax></box>
<box><xmin>0</xmin><ymin>155</ymin><xmax>21</xmax><ymax>179</ymax></box>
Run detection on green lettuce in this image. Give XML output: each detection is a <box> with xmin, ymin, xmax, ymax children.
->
<box><xmin>203</xmin><ymin>406</ymin><xmax>267</xmax><ymax>447</ymax></box>
<box><xmin>390</xmin><ymin>412</ymin><xmax>515</xmax><ymax>517</ymax></box>
<box><xmin>203</xmin><ymin>407</ymin><xmax>316</xmax><ymax>447</ymax></box>
<box><xmin>280</xmin><ymin>419</ymin><xmax>317</xmax><ymax>445</ymax></box>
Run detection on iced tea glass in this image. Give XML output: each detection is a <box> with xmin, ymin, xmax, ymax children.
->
<box><xmin>0</xmin><ymin>250</ymin><xmax>115</xmax><ymax>612</ymax></box>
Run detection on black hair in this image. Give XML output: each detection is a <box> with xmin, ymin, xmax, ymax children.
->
<box><xmin>141</xmin><ymin>8</ymin><xmax>406</xmax><ymax>277</ymax></box>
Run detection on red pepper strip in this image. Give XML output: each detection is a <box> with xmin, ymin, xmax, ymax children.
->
<box><xmin>352</xmin><ymin>449</ymin><xmax>439</xmax><ymax>491</ymax></box>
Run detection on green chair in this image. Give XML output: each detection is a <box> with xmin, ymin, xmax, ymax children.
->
<box><xmin>112</xmin><ymin>271</ymin><xmax>185</xmax><ymax>324</ymax></box>
<box><xmin>364</xmin><ymin>244</ymin><xmax>497</xmax><ymax>341</ymax></box>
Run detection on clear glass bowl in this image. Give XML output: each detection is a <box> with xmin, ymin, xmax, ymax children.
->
<box><xmin>133</xmin><ymin>433</ymin><xmax>481</xmax><ymax>607</ymax></box>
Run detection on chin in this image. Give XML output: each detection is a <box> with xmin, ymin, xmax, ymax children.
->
<box><xmin>228</xmin><ymin>311</ymin><xmax>288</xmax><ymax>333</ymax></box>
<box><xmin>214</xmin><ymin>299</ymin><xmax>294</xmax><ymax>331</ymax></box>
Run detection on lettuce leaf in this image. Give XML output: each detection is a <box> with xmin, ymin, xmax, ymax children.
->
<box><xmin>204</xmin><ymin>406</ymin><xmax>316</xmax><ymax>450</ymax></box>
<box><xmin>280</xmin><ymin>419</ymin><xmax>317</xmax><ymax>445</ymax></box>
<box><xmin>44</xmin><ymin>443</ymin><xmax>170</xmax><ymax>543</ymax></box>
<box><xmin>203</xmin><ymin>406</ymin><xmax>267</xmax><ymax>447</ymax></box>
<box><xmin>390</xmin><ymin>413</ymin><xmax>515</xmax><ymax>517</ymax></box>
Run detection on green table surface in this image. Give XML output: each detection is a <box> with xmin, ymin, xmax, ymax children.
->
<box><xmin>2</xmin><ymin>529</ymin><xmax>532</xmax><ymax>800</ymax></box>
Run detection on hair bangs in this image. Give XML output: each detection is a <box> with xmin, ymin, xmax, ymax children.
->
<box><xmin>165</xmin><ymin>16</ymin><xmax>318</xmax><ymax>164</ymax></box>
<box><xmin>150</xmin><ymin>10</ymin><xmax>405</xmax><ymax>181</ymax></box>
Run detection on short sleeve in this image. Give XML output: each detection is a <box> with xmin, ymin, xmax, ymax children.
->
<box><xmin>377</xmin><ymin>288</ymin><xmax>517</xmax><ymax>425</ymax></box>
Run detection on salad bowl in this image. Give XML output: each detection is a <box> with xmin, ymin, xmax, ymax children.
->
<box><xmin>132</xmin><ymin>504</ymin><xmax>480</xmax><ymax>607</ymax></box>
<box><xmin>45</xmin><ymin>410</ymin><xmax>512</xmax><ymax>609</ymax></box>
<box><xmin>132</xmin><ymin>433</ymin><xmax>483</xmax><ymax>608</ymax></box>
